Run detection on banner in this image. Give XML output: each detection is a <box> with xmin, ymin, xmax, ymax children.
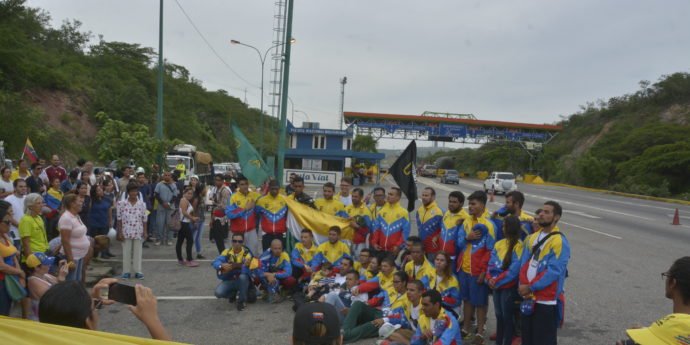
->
<box><xmin>0</xmin><ymin>316</ymin><xmax>187</xmax><ymax>345</ymax></box>
<box><xmin>284</xmin><ymin>196</ymin><xmax>353</xmax><ymax>245</ymax></box>
<box><xmin>231</xmin><ymin>125</ymin><xmax>271</xmax><ymax>186</ymax></box>
<box><xmin>388</xmin><ymin>140</ymin><xmax>418</xmax><ymax>211</ymax></box>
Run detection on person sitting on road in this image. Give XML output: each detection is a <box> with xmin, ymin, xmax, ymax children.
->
<box><xmin>410</xmin><ymin>289</ymin><xmax>463</xmax><ymax>345</ymax></box>
<box><xmin>291</xmin><ymin>229</ymin><xmax>319</xmax><ymax>287</ymax></box>
<box><xmin>313</xmin><ymin>226</ymin><xmax>351</xmax><ymax>270</ymax></box>
<box><xmin>404</xmin><ymin>241</ymin><xmax>435</xmax><ymax>283</ymax></box>
<box><xmin>306</xmin><ymin>262</ymin><xmax>335</xmax><ymax>301</ymax></box>
<box><xmin>379</xmin><ymin>279</ymin><xmax>425</xmax><ymax>345</ymax></box>
<box><xmin>354</xmin><ymin>256</ymin><xmax>398</xmax><ymax>306</ymax></box>
<box><xmin>341</xmin><ymin>271</ymin><xmax>409</xmax><ymax>343</ymax></box>
<box><xmin>260</xmin><ymin>239</ymin><xmax>296</xmax><ymax>303</ymax></box>
<box><xmin>292</xmin><ymin>302</ymin><xmax>343</xmax><ymax>345</ymax></box>
<box><xmin>353</xmin><ymin>248</ymin><xmax>373</xmax><ymax>279</ymax></box>
<box><xmin>320</xmin><ymin>270</ymin><xmax>368</xmax><ymax>324</ymax></box>
<box><xmin>211</xmin><ymin>233</ymin><xmax>254</xmax><ymax>311</ymax></box>
<box><xmin>616</xmin><ymin>256</ymin><xmax>690</xmax><ymax>345</ymax></box>
<box><xmin>38</xmin><ymin>278</ymin><xmax>172</xmax><ymax>341</ymax></box>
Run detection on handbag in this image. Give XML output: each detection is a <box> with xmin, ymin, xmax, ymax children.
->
<box><xmin>4</xmin><ymin>274</ymin><xmax>28</xmax><ymax>301</ymax></box>
<box><xmin>168</xmin><ymin>209</ymin><xmax>181</xmax><ymax>232</ymax></box>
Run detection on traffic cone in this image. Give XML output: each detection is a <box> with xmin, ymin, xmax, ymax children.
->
<box><xmin>672</xmin><ymin>208</ymin><xmax>681</xmax><ymax>225</ymax></box>
<box><xmin>489</xmin><ymin>190</ymin><xmax>495</xmax><ymax>203</ymax></box>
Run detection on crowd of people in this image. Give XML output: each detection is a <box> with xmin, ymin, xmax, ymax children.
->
<box><xmin>1</xmin><ymin>155</ymin><xmax>688</xmax><ymax>345</ymax></box>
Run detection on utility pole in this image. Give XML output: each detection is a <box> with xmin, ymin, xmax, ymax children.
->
<box><xmin>276</xmin><ymin>0</ymin><xmax>294</xmax><ymax>184</ymax></box>
<box><xmin>339</xmin><ymin>76</ymin><xmax>347</xmax><ymax>130</ymax></box>
<box><xmin>156</xmin><ymin>0</ymin><xmax>164</xmax><ymax>141</ymax></box>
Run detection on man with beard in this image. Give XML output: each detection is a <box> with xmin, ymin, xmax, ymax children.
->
<box><xmin>287</xmin><ymin>176</ymin><xmax>316</xmax><ymax>209</ymax></box>
<box><xmin>492</xmin><ymin>191</ymin><xmax>534</xmax><ymax>241</ymax></box>
<box><xmin>518</xmin><ymin>201</ymin><xmax>570</xmax><ymax>345</ymax></box>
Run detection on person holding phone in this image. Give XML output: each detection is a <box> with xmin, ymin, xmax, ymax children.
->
<box><xmin>25</xmin><ymin>253</ymin><xmax>68</xmax><ymax>320</ymax></box>
<box><xmin>38</xmin><ymin>278</ymin><xmax>172</xmax><ymax>341</ymax></box>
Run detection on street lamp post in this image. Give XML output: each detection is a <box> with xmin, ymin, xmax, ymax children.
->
<box><xmin>230</xmin><ymin>38</ymin><xmax>295</xmax><ymax>157</ymax></box>
<box><xmin>294</xmin><ymin>110</ymin><xmax>310</xmax><ymax>126</ymax></box>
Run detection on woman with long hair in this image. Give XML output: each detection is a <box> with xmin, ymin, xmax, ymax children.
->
<box><xmin>487</xmin><ymin>215</ymin><xmax>524</xmax><ymax>345</ymax></box>
<box><xmin>176</xmin><ymin>187</ymin><xmax>199</xmax><ymax>267</ymax></box>
<box><xmin>190</xmin><ymin>176</ymin><xmax>207</xmax><ymax>259</ymax></box>
<box><xmin>0</xmin><ymin>200</ymin><xmax>25</xmax><ymax>316</ymax></box>
<box><xmin>422</xmin><ymin>251</ymin><xmax>461</xmax><ymax>315</ymax></box>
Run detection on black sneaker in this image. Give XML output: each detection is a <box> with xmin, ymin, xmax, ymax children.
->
<box><xmin>237</xmin><ymin>302</ymin><xmax>246</xmax><ymax>311</ymax></box>
<box><xmin>228</xmin><ymin>294</ymin><xmax>237</xmax><ymax>303</ymax></box>
<box><xmin>196</xmin><ymin>254</ymin><xmax>205</xmax><ymax>259</ymax></box>
<box><xmin>142</xmin><ymin>243</ymin><xmax>150</xmax><ymax>248</ymax></box>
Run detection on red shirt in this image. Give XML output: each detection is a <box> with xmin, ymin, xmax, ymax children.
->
<box><xmin>45</xmin><ymin>165</ymin><xmax>67</xmax><ymax>183</ymax></box>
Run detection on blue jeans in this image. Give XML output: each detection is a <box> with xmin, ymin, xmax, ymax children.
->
<box><xmin>193</xmin><ymin>221</ymin><xmax>204</xmax><ymax>254</ymax></box>
<box><xmin>493</xmin><ymin>287</ymin><xmax>518</xmax><ymax>345</ymax></box>
<box><xmin>65</xmin><ymin>258</ymin><xmax>84</xmax><ymax>282</ymax></box>
<box><xmin>215</xmin><ymin>274</ymin><xmax>249</xmax><ymax>303</ymax></box>
<box><xmin>325</xmin><ymin>292</ymin><xmax>347</xmax><ymax>324</ymax></box>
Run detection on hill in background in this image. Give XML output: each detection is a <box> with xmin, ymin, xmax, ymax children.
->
<box><xmin>0</xmin><ymin>0</ymin><xmax>275</xmax><ymax>166</ymax></box>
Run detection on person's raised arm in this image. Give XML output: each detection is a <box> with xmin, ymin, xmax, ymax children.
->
<box><xmin>127</xmin><ymin>284</ymin><xmax>172</xmax><ymax>341</ymax></box>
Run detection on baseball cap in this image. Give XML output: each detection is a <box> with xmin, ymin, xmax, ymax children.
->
<box><xmin>26</xmin><ymin>253</ymin><xmax>56</xmax><ymax>269</ymax></box>
<box><xmin>293</xmin><ymin>302</ymin><xmax>340</xmax><ymax>344</ymax></box>
<box><xmin>626</xmin><ymin>313</ymin><xmax>690</xmax><ymax>345</ymax></box>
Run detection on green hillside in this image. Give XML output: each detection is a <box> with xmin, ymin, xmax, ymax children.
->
<box><xmin>0</xmin><ymin>0</ymin><xmax>276</xmax><ymax>167</ymax></box>
<box><xmin>427</xmin><ymin>73</ymin><xmax>690</xmax><ymax>199</ymax></box>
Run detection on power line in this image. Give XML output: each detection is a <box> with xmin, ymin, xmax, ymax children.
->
<box><xmin>172</xmin><ymin>0</ymin><xmax>258</xmax><ymax>89</ymax></box>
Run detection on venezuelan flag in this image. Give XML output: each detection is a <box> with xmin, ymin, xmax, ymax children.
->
<box><xmin>284</xmin><ymin>196</ymin><xmax>354</xmax><ymax>245</ymax></box>
<box><xmin>22</xmin><ymin>138</ymin><xmax>38</xmax><ymax>163</ymax></box>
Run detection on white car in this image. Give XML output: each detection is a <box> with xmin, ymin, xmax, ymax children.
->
<box><xmin>483</xmin><ymin>172</ymin><xmax>518</xmax><ymax>195</ymax></box>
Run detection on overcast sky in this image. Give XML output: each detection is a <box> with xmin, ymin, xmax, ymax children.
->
<box><xmin>29</xmin><ymin>0</ymin><xmax>690</xmax><ymax>149</ymax></box>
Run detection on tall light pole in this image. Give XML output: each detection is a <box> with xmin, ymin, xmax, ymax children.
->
<box><xmin>230</xmin><ymin>37</ymin><xmax>295</xmax><ymax>157</ymax></box>
<box><xmin>277</xmin><ymin>0</ymin><xmax>295</xmax><ymax>185</ymax></box>
<box><xmin>156</xmin><ymin>0</ymin><xmax>164</xmax><ymax>168</ymax></box>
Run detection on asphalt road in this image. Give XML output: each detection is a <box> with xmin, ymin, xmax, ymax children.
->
<box><xmin>90</xmin><ymin>179</ymin><xmax>690</xmax><ymax>344</ymax></box>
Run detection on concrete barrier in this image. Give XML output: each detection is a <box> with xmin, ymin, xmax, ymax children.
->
<box><xmin>477</xmin><ymin>171</ymin><xmax>489</xmax><ymax>180</ymax></box>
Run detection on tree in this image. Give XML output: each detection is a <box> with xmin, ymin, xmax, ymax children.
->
<box><xmin>353</xmin><ymin>135</ymin><xmax>377</xmax><ymax>153</ymax></box>
<box><xmin>94</xmin><ymin>112</ymin><xmax>172</xmax><ymax>169</ymax></box>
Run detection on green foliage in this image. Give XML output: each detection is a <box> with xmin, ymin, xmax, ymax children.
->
<box><xmin>94</xmin><ymin>112</ymin><xmax>170</xmax><ymax>170</ymax></box>
<box><xmin>0</xmin><ymin>0</ymin><xmax>273</xmax><ymax>165</ymax></box>
<box><xmin>574</xmin><ymin>154</ymin><xmax>612</xmax><ymax>188</ymax></box>
<box><xmin>353</xmin><ymin>135</ymin><xmax>378</xmax><ymax>153</ymax></box>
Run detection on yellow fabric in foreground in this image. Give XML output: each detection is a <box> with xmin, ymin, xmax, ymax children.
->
<box><xmin>283</xmin><ymin>196</ymin><xmax>354</xmax><ymax>240</ymax></box>
<box><xmin>0</xmin><ymin>316</ymin><xmax>188</xmax><ymax>345</ymax></box>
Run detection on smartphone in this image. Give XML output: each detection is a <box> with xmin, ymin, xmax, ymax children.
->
<box><xmin>109</xmin><ymin>283</ymin><xmax>137</xmax><ymax>305</ymax></box>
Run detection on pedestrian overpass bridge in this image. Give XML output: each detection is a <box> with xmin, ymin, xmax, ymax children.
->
<box><xmin>344</xmin><ymin>111</ymin><xmax>562</xmax><ymax>148</ymax></box>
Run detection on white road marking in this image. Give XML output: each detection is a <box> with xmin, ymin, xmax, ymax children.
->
<box><xmin>527</xmin><ymin>188</ymin><xmax>679</xmax><ymax>212</ymax></box>
<box><xmin>419</xmin><ymin>177</ymin><xmax>622</xmax><ymax>240</ymax></box>
<box><xmin>560</xmin><ymin>221</ymin><xmax>623</xmax><ymax>240</ymax></box>
<box><xmin>157</xmin><ymin>296</ymin><xmax>217</xmax><ymax>300</ymax></box>
<box><xmin>564</xmin><ymin>210</ymin><xmax>601</xmax><ymax>219</ymax></box>
<box><xmin>667</xmin><ymin>214</ymin><xmax>690</xmax><ymax>219</ymax></box>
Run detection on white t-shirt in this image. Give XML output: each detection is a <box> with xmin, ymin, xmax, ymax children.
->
<box><xmin>4</xmin><ymin>194</ymin><xmax>25</xmax><ymax>239</ymax></box>
<box><xmin>410</xmin><ymin>304</ymin><xmax>421</xmax><ymax>330</ymax></box>
<box><xmin>339</xmin><ymin>193</ymin><xmax>352</xmax><ymax>207</ymax></box>
<box><xmin>0</xmin><ymin>179</ymin><xmax>14</xmax><ymax>194</ymax></box>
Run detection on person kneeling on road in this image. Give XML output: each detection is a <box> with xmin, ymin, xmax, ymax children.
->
<box><xmin>211</xmin><ymin>233</ymin><xmax>255</xmax><ymax>311</ymax></box>
<box><xmin>260</xmin><ymin>239</ymin><xmax>296</xmax><ymax>303</ymax></box>
<box><xmin>38</xmin><ymin>278</ymin><xmax>172</xmax><ymax>341</ymax></box>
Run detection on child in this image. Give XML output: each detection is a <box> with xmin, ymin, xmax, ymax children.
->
<box><xmin>307</xmin><ymin>262</ymin><xmax>335</xmax><ymax>301</ymax></box>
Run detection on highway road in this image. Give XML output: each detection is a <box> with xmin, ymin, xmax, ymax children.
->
<box><xmin>88</xmin><ymin>179</ymin><xmax>689</xmax><ymax>344</ymax></box>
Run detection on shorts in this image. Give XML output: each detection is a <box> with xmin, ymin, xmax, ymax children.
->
<box><xmin>458</xmin><ymin>270</ymin><xmax>489</xmax><ymax>306</ymax></box>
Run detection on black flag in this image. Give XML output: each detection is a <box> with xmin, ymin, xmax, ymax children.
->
<box><xmin>389</xmin><ymin>140</ymin><xmax>418</xmax><ymax>211</ymax></box>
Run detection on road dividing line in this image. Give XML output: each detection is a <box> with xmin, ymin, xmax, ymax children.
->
<box><xmin>560</xmin><ymin>221</ymin><xmax>623</xmax><ymax>240</ymax></box>
<box><xmin>157</xmin><ymin>296</ymin><xmax>217</xmax><ymax>300</ymax></box>
<box><xmin>667</xmin><ymin>214</ymin><xmax>690</xmax><ymax>219</ymax></box>
<box><xmin>564</xmin><ymin>210</ymin><xmax>601</xmax><ymax>219</ymax></box>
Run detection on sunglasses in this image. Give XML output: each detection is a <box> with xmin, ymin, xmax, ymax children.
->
<box><xmin>1</xmin><ymin>220</ymin><xmax>11</xmax><ymax>225</ymax></box>
<box><xmin>232</xmin><ymin>240</ymin><xmax>244</xmax><ymax>243</ymax></box>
